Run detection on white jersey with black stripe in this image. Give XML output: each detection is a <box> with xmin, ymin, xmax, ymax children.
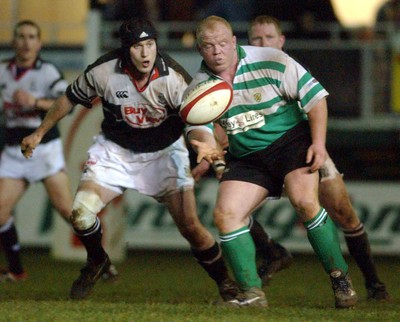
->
<box><xmin>0</xmin><ymin>57</ymin><xmax>67</xmax><ymax>145</ymax></box>
<box><xmin>66</xmin><ymin>49</ymin><xmax>193</xmax><ymax>153</ymax></box>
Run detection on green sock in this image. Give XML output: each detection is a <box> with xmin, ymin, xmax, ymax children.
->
<box><xmin>220</xmin><ymin>226</ymin><xmax>261</xmax><ymax>290</ymax></box>
<box><xmin>304</xmin><ymin>208</ymin><xmax>348</xmax><ymax>273</ymax></box>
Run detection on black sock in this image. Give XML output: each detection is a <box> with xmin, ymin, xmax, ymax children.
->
<box><xmin>191</xmin><ymin>242</ymin><xmax>229</xmax><ymax>285</ymax></box>
<box><xmin>0</xmin><ymin>218</ymin><xmax>24</xmax><ymax>274</ymax></box>
<box><xmin>73</xmin><ymin>218</ymin><xmax>106</xmax><ymax>264</ymax></box>
<box><xmin>249</xmin><ymin>217</ymin><xmax>271</xmax><ymax>247</ymax></box>
<box><xmin>344</xmin><ymin>223</ymin><xmax>381</xmax><ymax>286</ymax></box>
<box><xmin>249</xmin><ymin>217</ymin><xmax>285</xmax><ymax>262</ymax></box>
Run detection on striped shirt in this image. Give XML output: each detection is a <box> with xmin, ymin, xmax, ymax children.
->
<box><xmin>66</xmin><ymin>49</ymin><xmax>194</xmax><ymax>153</ymax></box>
<box><xmin>0</xmin><ymin>57</ymin><xmax>67</xmax><ymax>145</ymax></box>
<box><xmin>189</xmin><ymin>45</ymin><xmax>329</xmax><ymax>157</ymax></box>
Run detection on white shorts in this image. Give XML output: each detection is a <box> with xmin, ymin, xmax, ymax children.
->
<box><xmin>0</xmin><ymin>138</ymin><xmax>66</xmax><ymax>183</ymax></box>
<box><xmin>80</xmin><ymin>134</ymin><xmax>194</xmax><ymax>199</ymax></box>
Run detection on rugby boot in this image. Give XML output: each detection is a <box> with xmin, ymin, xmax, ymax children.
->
<box><xmin>70</xmin><ymin>254</ymin><xmax>111</xmax><ymax>300</ymax></box>
<box><xmin>0</xmin><ymin>269</ymin><xmax>27</xmax><ymax>283</ymax></box>
<box><xmin>218</xmin><ymin>278</ymin><xmax>240</xmax><ymax>301</ymax></box>
<box><xmin>223</xmin><ymin>287</ymin><xmax>268</xmax><ymax>307</ymax></box>
<box><xmin>330</xmin><ymin>269</ymin><xmax>358</xmax><ymax>309</ymax></box>
<box><xmin>258</xmin><ymin>243</ymin><xmax>293</xmax><ymax>285</ymax></box>
<box><xmin>366</xmin><ymin>281</ymin><xmax>389</xmax><ymax>300</ymax></box>
<box><xmin>101</xmin><ymin>264</ymin><xmax>119</xmax><ymax>283</ymax></box>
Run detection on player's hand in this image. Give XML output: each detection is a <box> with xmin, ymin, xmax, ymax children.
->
<box><xmin>306</xmin><ymin>143</ymin><xmax>327</xmax><ymax>173</ymax></box>
<box><xmin>190</xmin><ymin>139</ymin><xmax>226</xmax><ymax>164</ymax></box>
<box><xmin>20</xmin><ymin>132</ymin><xmax>43</xmax><ymax>159</ymax></box>
<box><xmin>191</xmin><ymin>159</ymin><xmax>211</xmax><ymax>182</ymax></box>
<box><xmin>13</xmin><ymin>89</ymin><xmax>36</xmax><ymax>108</ymax></box>
<box><xmin>191</xmin><ymin>158</ymin><xmax>226</xmax><ymax>181</ymax></box>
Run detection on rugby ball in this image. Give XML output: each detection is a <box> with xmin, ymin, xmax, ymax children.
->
<box><xmin>180</xmin><ymin>79</ymin><xmax>233</xmax><ymax>125</ymax></box>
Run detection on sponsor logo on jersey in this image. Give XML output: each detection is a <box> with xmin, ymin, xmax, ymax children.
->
<box><xmin>253</xmin><ymin>92</ymin><xmax>262</xmax><ymax>103</ymax></box>
<box><xmin>122</xmin><ymin>103</ymin><xmax>167</xmax><ymax>128</ymax></box>
<box><xmin>116</xmin><ymin>90</ymin><xmax>128</xmax><ymax>98</ymax></box>
<box><xmin>220</xmin><ymin>110</ymin><xmax>265</xmax><ymax>135</ymax></box>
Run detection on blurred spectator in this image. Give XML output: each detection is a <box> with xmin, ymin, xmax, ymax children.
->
<box><xmin>258</xmin><ymin>0</ymin><xmax>342</xmax><ymax>40</ymax></box>
<box><xmin>160</xmin><ymin>0</ymin><xmax>195</xmax><ymax>21</ymax></box>
<box><xmin>290</xmin><ymin>0</ymin><xmax>341</xmax><ymax>39</ymax></box>
<box><xmin>375</xmin><ymin>0</ymin><xmax>400</xmax><ymax>35</ymax></box>
<box><xmin>101</xmin><ymin>0</ymin><xmax>160</xmax><ymax>22</ymax></box>
<box><xmin>195</xmin><ymin>0</ymin><xmax>256</xmax><ymax>39</ymax></box>
<box><xmin>195</xmin><ymin>0</ymin><xmax>256</xmax><ymax>22</ymax></box>
<box><xmin>158</xmin><ymin>0</ymin><xmax>197</xmax><ymax>48</ymax></box>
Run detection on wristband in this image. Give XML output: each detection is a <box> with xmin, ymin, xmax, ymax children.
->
<box><xmin>212</xmin><ymin>160</ymin><xmax>226</xmax><ymax>172</ymax></box>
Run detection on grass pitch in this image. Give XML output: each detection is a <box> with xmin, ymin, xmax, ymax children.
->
<box><xmin>0</xmin><ymin>248</ymin><xmax>399</xmax><ymax>322</ymax></box>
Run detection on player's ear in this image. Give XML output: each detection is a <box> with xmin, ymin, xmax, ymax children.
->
<box><xmin>280</xmin><ymin>35</ymin><xmax>286</xmax><ymax>49</ymax></box>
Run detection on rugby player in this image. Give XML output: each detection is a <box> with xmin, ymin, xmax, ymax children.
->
<box><xmin>247</xmin><ymin>14</ymin><xmax>388</xmax><ymax>301</ymax></box>
<box><xmin>190</xmin><ymin>15</ymin><xmax>358</xmax><ymax>308</ymax></box>
<box><xmin>21</xmin><ymin>17</ymin><xmax>238</xmax><ymax>302</ymax></box>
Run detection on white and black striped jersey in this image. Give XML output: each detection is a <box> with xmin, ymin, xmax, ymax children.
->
<box><xmin>66</xmin><ymin>49</ymin><xmax>192</xmax><ymax>153</ymax></box>
<box><xmin>0</xmin><ymin>57</ymin><xmax>67</xmax><ymax>146</ymax></box>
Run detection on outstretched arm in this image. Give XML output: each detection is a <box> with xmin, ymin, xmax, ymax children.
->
<box><xmin>306</xmin><ymin>97</ymin><xmax>328</xmax><ymax>173</ymax></box>
<box><xmin>21</xmin><ymin>94</ymin><xmax>75</xmax><ymax>158</ymax></box>
<box><xmin>188</xmin><ymin>128</ymin><xmax>225</xmax><ymax>164</ymax></box>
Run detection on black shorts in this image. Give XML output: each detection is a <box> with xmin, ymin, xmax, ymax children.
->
<box><xmin>220</xmin><ymin>121</ymin><xmax>312</xmax><ymax>198</ymax></box>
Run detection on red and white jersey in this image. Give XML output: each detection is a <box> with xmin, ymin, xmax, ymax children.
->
<box><xmin>0</xmin><ymin>57</ymin><xmax>68</xmax><ymax>145</ymax></box>
<box><xmin>67</xmin><ymin>49</ymin><xmax>192</xmax><ymax>153</ymax></box>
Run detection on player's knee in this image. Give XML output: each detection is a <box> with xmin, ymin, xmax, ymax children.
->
<box><xmin>293</xmin><ymin>198</ymin><xmax>319</xmax><ymax>219</ymax></box>
<box><xmin>70</xmin><ymin>191</ymin><xmax>104</xmax><ymax>230</ymax></box>
<box><xmin>213</xmin><ymin>206</ymin><xmax>232</xmax><ymax>231</ymax></box>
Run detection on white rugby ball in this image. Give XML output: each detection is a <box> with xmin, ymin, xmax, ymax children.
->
<box><xmin>180</xmin><ymin>79</ymin><xmax>233</xmax><ymax>125</ymax></box>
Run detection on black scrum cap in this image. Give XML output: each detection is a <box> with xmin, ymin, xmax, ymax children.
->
<box><xmin>119</xmin><ymin>17</ymin><xmax>158</xmax><ymax>48</ymax></box>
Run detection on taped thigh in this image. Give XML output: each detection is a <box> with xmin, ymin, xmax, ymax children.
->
<box><xmin>71</xmin><ymin>191</ymin><xmax>105</xmax><ymax>230</ymax></box>
<box><xmin>319</xmin><ymin>157</ymin><xmax>340</xmax><ymax>182</ymax></box>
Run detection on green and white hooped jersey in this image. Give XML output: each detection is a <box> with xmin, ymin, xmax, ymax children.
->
<box><xmin>191</xmin><ymin>45</ymin><xmax>329</xmax><ymax>158</ymax></box>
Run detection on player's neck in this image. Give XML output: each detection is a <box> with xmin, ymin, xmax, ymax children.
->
<box><xmin>15</xmin><ymin>56</ymin><xmax>36</xmax><ymax>69</ymax></box>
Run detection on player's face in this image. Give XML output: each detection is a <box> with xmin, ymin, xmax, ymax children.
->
<box><xmin>13</xmin><ymin>24</ymin><xmax>41</xmax><ymax>66</ymax></box>
<box><xmin>129</xmin><ymin>39</ymin><xmax>157</xmax><ymax>75</ymax></box>
<box><xmin>248</xmin><ymin>23</ymin><xmax>285</xmax><ymax>50</ymax></box>
<box><xmin>198</xmin><ymin>23</ymin><xmax>237</xmax><ymax>75</ymax></box>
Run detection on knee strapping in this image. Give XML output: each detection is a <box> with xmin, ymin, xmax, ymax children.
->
<box><xmin>71</xmin><ymin>191</ymin><xmax>104</xmax><ymax>230</ymax></box>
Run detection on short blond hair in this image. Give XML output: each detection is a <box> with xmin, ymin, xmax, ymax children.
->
<box><xmin>196</xmin><ymin>15</ymin><xmax>233</xmax><ymax>46</ymax></box>
<box><xmin>248</xmin><ymin>15</ymin><xmax>283</xmax><ymax>39</ymax></box>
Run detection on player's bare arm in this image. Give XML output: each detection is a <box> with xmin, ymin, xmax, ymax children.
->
<box><xmin>191</xmin><ymin>159</ymin><xmax>211</xmax><ymax>182</ymax></box>
<box><xmin>306</xmin><ymin>97</ymin><xmax>328</xmax><ymax>173</ymax></box>
<box><xmin>21</xmin><ymin>94</ymin><xmax>74</xmax><ymax>158</ymax></box>
<box><xmin>190</xmin><ymin>125</ymin><xmax>227</xmax><ymax>180</ymax></box>
<box><xmin>13</xmin><ymin>89</ymin><xmax>59</xmax><ymax>112</ymax></box>
<box><xmin>12</xmin><ymin>89</ymin><xmax>36</xmax><ymax>108</ymax></box>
